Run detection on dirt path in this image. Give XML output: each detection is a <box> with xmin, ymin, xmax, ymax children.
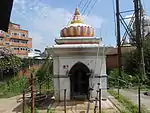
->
<box><xmin>0</xmin><ymin>95</ymin><xmax>22</xmax><ymax>113</ymax></box>
<box><xmin>119</xmin><ymin>89</ymin><xmax>150</xmax><ymax>111</ymax></box>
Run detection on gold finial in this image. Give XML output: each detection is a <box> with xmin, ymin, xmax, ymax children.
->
<box><xmin>74</xmin><ymin>8</ymin><xmax>80</xmax><ymax>15</ymax></box>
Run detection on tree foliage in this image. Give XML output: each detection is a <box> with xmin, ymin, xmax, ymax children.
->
<box><xmin>123</xmin><ymin>38</ymin><xmax>150</xmax><ymax>85</ymax></box>
<box><xmin>0</xmin><ymin>53</ymin><xmax>21</xmax><ymax>71</ymax></box>
<box><xmin>0</xmin><ymin>48</ymin><xmax>21</xmax><ymax>79</ymax></box>
<box><xmin>108</xmin><ymin>69</ymin><xmax>134</xmax><ymax>87</ymax></box>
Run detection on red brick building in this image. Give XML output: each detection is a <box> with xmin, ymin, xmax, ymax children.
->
<box><xmin>106</xmin><ymin>45</ymin><xmax>136</xmax><ymax>71</ymax></box>
<box><xmin>0</xmin><ymin>22</ymin><xmax>32</xmax><ymax>58</ymax></box>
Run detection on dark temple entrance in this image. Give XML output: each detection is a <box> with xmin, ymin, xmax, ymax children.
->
<box><xmin>69</xmin><ymin>62</ymin><xmax>90</xmax><ymax>100</ymax></box>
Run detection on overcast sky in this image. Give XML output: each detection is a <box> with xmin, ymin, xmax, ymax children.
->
<box><xmin>10</xmin><ymin>0</ymin><xmax>150</xmax><ymax>51</ymax></box>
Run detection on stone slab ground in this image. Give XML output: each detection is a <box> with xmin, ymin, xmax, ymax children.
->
<box><xmin>0</xmin><ymin>95</ymin><xmax>119</xmax><ymax>113</ymax></box>
<box><xmin>38</xmin><ymin>99</ymin><xmax>119</xmax><ymax>113</ymax></box>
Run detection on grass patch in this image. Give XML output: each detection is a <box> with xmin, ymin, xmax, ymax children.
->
<box><xmin>108</xmin><ymin>90</ymin><xmax>150</xmax><ymax>113</ymax></box>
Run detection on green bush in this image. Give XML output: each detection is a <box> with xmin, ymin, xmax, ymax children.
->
<box><xmin>108</xmin><ymin>69</ymin><xmax>133</xmax><ymax>88</ymax></box>
<box><xmin>0</xmin><ymin>76</ymin><xmax>28</xmax><ymax>98</ymax></box>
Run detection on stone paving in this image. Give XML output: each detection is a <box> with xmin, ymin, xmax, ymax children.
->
<box><xmin>0</xmin><ymin>93</ymin><xmax>118</xmax><ymax>113</ymax></box>
<box><xmin>0</xmin><ymin>96</ymin><xmax>21</xmax><ymax>113</ymax></box>
<box><xmin>39</xmin><ymin>99</ymin><xmax>118</xmax><ymax>113</ymax></box>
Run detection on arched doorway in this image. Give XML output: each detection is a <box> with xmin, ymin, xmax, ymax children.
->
<box><xmin>69</xmin><ymin>62</ymin><xmax>90</xmax><ymax>100</ymax></box>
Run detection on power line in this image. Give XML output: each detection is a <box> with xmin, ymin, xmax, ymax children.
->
<box><xmin>78</xmin><ymin>0</ymin><xmax>85</xmax><ymax>8</ymax></box>
<box><xmin>82</xmin><ymin>0</ymin><xmax>93</xmax><ymax>16</ymax></box>
<box><xmin>112</xmin><ymin>0</ymin><xmax>117</xmax><ymax>37</ymax></box>
<box><xmin>85</xmin><ymin>0</ymin><xmax>98</xmax><ymax>16</ymax></box>
<box><xmin>81</xmin><ymin>0</ymin><xmax>91</xmax><ymax>14</ymax></box>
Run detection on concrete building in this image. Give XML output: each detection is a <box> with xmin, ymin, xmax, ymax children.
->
<box><xmin>49</xmin><ymin>8</ymin><xmax>107</xmax><ymax>101</ymax></box>
<box><xmin>0</xmin><ymin>22</ymin><xmax>32</xmax><ymax>58</ymax></box>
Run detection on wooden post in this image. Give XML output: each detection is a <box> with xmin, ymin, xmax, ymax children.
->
<box><xmin>31</xmin><ymin>73</ymin><xmax>34</xmax><ymax>113</ymax></box>
<box><xmin>99</xmin><ymin>88</ymin><xmax>102</xmax><ymax>113</ymax></box>
<box><xmin>22</xmin><ymin>90</ymin><xmax>25</xmax><ymax>113</ymax></box>
<box><xmin>64</xmin><ymin>89</ymin><xmax>67</xmax><ymax>113</ymax></box>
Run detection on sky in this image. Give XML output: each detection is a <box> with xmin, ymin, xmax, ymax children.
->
<box><xmin>10</xmin><ymin>0</ymin><xmax>150</xmax><ymax>51</ymax></box>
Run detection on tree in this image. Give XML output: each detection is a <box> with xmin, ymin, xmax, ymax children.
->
<box><xmin>0</xmin><ymin>48</ymin><xmax>21</xmax><ymax>80</ymax></box>
<box><xmin>123</xmin><ymin>38</ymin><xmax>150</xmax><ymax>85</ymax></box>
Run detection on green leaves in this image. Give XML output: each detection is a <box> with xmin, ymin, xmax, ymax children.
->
<box><xmin>122</xmin><ymin>38</ymin><xmax>150</xmax><ymax>85</ymax></box>
<box><xmin>0</xmin><ymin>54</ymin><xmax>21</xmax><ymax>70</ymax></box>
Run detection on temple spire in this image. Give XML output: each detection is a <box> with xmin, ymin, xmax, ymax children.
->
<box><xmin>71</xmin><ymin>8</ymin><xmax>84</xmax><ymax>24</ymax></box>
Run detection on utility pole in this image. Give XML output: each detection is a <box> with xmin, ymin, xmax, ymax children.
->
<box><xmin>133</xmin><ymin>0</ymin><xmax>143</xmax><ymax>113</ymax></box>
<box><xmin>116</xmin><ymin>0</ymin><xmax>122</xmax><ymax>98</ymax></box>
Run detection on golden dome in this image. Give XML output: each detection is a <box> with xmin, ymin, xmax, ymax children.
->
<box><xmin>60</xmin><ymin>8</ymin><xmax>94</xmax><ymax>37</ymax></box>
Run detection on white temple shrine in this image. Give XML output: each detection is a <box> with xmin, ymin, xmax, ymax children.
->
<box><xmin>49</xmin><ymin>8</ymin><xmax>107</xmax><ymax>101</ymax></box>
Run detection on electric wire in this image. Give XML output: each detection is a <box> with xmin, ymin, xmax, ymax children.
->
<box><xmin>81</xmin><ymin>0</ymin><xmax>91</xmax><ymax>14</ymax></box>
<box><xmin>84</xmin><ymin>0</ymin><xmax>99</xmax><ymax>17</ymax></box>
<box><xmin>112</xmin><ymin>0</ymin><xmax>117</xmax><ymax>37</ymax></box>
<box><xmin>81</xmin><ymin>0</ymin><xmax>93</xmax><ymax>16</ymax></box>
<box><xmin>78</xmin><ymin>0</ymin><xmax>86</xmax><ymax>8</ymax></box>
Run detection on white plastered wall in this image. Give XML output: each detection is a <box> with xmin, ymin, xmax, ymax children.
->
<box><xmin>53</xmin><ymin>55</ymin><xmax>107</xmax><ymax>100</ymax></box>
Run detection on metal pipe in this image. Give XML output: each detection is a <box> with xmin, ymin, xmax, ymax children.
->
<box><xmin>120</xmin><ymin>9</ymin><xmax>134</xmax><ymax>13</ymax></box>
<box><xmin>22</xmin><ymin>90</ymin><xmax>25</xmax><ymax>113</ymax></box>
<box><xmin>94</xmin><ymin>90</ymin><xmax>98</xmax><ymax>113</ymax></box>
<box><xmin>99</xmin><ymin>88</ymin><xmax>102</xmax><ymax>113</ymax></box>
<box><xmin>138</xmin><ymin>86</ymin><xmax>141</xmax><ymax>113</ymax></box>
<box><xmin>31</xmin><ymin>73</ymin><xmax>34</xmax><ymax>113</ymax></box>
<box><xmin>64</xmin><ymin>89</ymin><xmax>67</xmax><ymax>113</ymax></box>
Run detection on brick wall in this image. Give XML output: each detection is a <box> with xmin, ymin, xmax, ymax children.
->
<box><xmin>106</xmin><ymin>54</ymin><xmax>118</xmax><ymax>69</ymax></box>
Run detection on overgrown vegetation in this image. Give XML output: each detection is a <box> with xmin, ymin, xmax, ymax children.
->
<box><xmin>108</xmin><ymin>38</ymin><xmax>150</xmax><ymax>87</ymax></box>
<box><xmin>122</xmin><ymin>38</ymin><xmax>150</xmax><ymax>85</ymax></box>
<box><xmin>0</xmin><ymin>76</ymin><xmax>28</xmax><ymax>98</ymax></box>
<box><xmin>108</xmin><ymin>69</ymin><xmax>134</xmax><ymax>87</ymax></box>
<box><xmin>35</xmin><ymin>56</ymin><xmax>53</xmax><ymax>93</ymax></box>
<box><xmin>108</xmin><ymin>90</ymin><xmax>150</xmax><ymax>113</ymax></box>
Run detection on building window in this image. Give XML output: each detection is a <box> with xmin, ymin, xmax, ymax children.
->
<box><xmin>0</xmin><ymin>37</ymin><xmax>4</xmax><ymax>41</ymax></box>
<box><xmin>22</xmin><ymin>41</ymin><xmax>27</xmax><ymax>44</ymax></box>
<box><xmin>14</xmin><ymin>33</ymin><xmax>17</xmax><ymax>36</ymax></box>
<box><xmin>22</xmin><ymin>34</ymin><xmax>26</xmax><ymax>37</ymax></box>
<box><xmin>5</xmin><ymin>42</ymin><xmax>10</xmax><ymax>45</ymax></box>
